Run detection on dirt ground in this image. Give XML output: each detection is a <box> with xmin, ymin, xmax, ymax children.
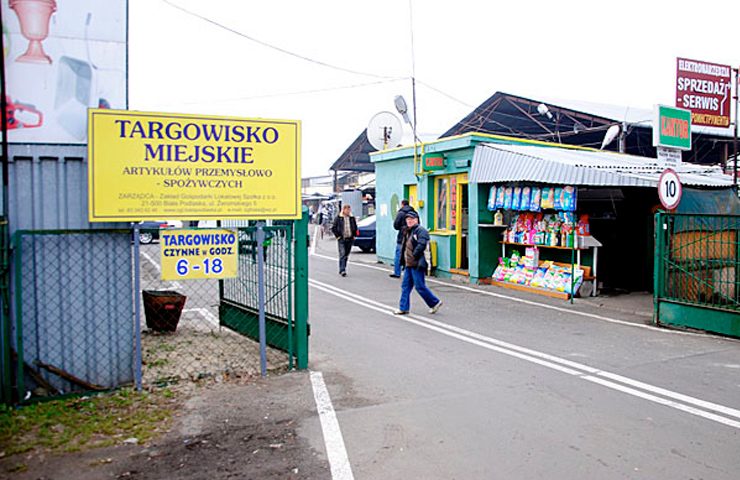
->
<box><xmin>2</xmin><ymin>372</ymin><xmax>329</xmax><ymax>480</ymax></box>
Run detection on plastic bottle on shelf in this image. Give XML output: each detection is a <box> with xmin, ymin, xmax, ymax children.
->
<box><xmin>494</xmin><ymin>210</ymin><xmax>504</xmax><ymax>226</ymax></box>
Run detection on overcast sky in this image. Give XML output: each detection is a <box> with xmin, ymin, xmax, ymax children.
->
<box><xmin>128</xmin><ymin>0</ymin><xmax>740</xmax><ymax>178</ymax></box>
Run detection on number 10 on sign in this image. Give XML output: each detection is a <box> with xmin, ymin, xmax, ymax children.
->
<box><xmin>658</xmin><ymin>168</ymin><xmax>682</xmax><ymax>210</ymax></box>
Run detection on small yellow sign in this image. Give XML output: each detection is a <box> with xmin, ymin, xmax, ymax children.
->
<box><xmin>160</xmin><ymin>229</ymin><xmax>238</xmax><ymax>280</ymax></box>
<box><xmin>88</xmin><ymin>109</ymin><xmax>301</xmax><ymax>221</ymax></box>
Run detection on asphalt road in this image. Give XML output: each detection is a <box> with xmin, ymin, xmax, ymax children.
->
<box><xmin>303</xmin><ymin>236</ymin><xmax>740</xmax><ymax>480</ymax></box>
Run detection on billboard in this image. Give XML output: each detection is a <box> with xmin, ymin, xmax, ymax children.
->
<box><xmin>1</xmin><ymin>0</ymin><xmax>127</xmax><ymax>144</ymax></box>
<box><xmin>88</xmin><ymin>109</ymin><xmax>301</xmax><ymax>221</ymax></box>
<box><xmin>675</xmin><ymin>57</ymin><xmax>732</xmax><ymax>128</ymax></box>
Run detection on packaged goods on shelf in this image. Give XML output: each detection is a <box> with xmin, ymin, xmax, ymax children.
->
<box><xmin>530</xmin><ymin>187</ymin><xmax>542</xmax><ymax>212</ymax></box>
<box><xmin>562</xmin><ymin>186</ymin><xmax>577</xmax><ymax>211</ymax></box>
<box><xmin>495</xmin><ymin>187</ymin><xmax>505</xmax><ymax>209</ymax></box>
<box><xmin>512</xmin><ymin>186</ymin><xmax>522</xmax><ymax>211</ymax></box>
<box><xmin>541</xmin><ymin>187</ymin><xmax>555</xmax><ymax>209</ymax></box>
<box><xmin>520</xmin><ymin>186</ymin><xmax>532</xmax><ymax>211</ymax></box>
<box><xmin>553</xmin><ymin>187</ymin><xmax>564</xmax><ymax>210</ymax></box>
<box><xmin>491</xmin><ymin>253</ymin><xmax>584</xmax><ymax>296</ymax></box>
<box><xmin>503</xmin><ymin>186</ymin><xmax>514</xmax><ymax>210</ymax></box>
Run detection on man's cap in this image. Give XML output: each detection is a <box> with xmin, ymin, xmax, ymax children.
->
<box><xmin>406</xmin><ymin>211</ymin><xmax>419</xmax><ymax>219</ymax></box>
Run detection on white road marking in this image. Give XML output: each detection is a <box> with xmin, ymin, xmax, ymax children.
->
<box><xmin>310</xmin><ymin>371</ymin><xmax>355</xmax><ymax>480</ymax></box>
<box><xmin>310</xmin><ymin>252</ymin><xmax>702</xmax><ymax>337</ymax></box>
<box><xmin>311</xmin><ymin>225</ymin><xmax>319</xmax><ymax>256</ymax></box>
<box><xmin>140</xmin><ymin>249</ymin><xmax>183</xmax><ymax>289</ymax></box>
<box><xmin>309</xmin><ymin>278</ymin><xmax>740</xmax><ymax>430</ymax></box>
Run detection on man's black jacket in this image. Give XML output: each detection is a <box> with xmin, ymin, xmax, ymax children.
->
<box><xmin>331</xmin><ymin>214</ymin><xmax>358</xmax><ymax>240</ymax></box>
<box><xmin>393</xmin><ymin>205</ymin><xmax>416</xmax><ymax>244</ymax></box>
<box><xmin>400</xmin><ymin>224</ymin><xmax>430</xmax><ymax>270</ymax></box>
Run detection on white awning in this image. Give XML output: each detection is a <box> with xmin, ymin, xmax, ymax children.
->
<box><xmin>470</xmin><ymin>143</ymin><xmax>733</xmax><ymax>188</ymax></box>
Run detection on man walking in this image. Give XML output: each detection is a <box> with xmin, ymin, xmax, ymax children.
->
<box><xmin>390</xmin><ymin>199</ymin><xmax>415</xmax><ymax>278</ymax></box>
<box><xmin>394</xmin><ymin>211</ymin><xmax>442</xmax><ymax>315</ymax></box>
<box><xmin>331</xmin><ymin>204</ymin><xmax>357</xmax><ymax>277</ymax></box>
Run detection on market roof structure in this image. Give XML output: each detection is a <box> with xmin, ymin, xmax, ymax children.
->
<box><xmin>470</xmin><ymin>143</ymin><xmax>733</xmax><ymax>188</ymax></box>
<box><xmin>441</xmin><ymin>92</ymin><xmax>732</xmax><ymax>166</ymax></box>
<box><xmin>329</xmin><ymin>129</ymin><xmax>377</xmax><ymax>173</ymax></box>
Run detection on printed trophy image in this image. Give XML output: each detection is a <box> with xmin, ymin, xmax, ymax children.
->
<box><xmin>10</xmin><ymin>0</ymin><xmax>57</xmax><ymax>64</ymax></box>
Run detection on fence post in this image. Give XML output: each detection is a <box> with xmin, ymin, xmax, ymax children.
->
<box><xmin>294</xmin><ymin>206</ymin><xmax>309</xmax><ymax>369</ymax></box>
<box><xmin>13</xmin><ymin>231</ymin><xmax>24</xmax><ymax>400</ymax></box>
<box><xmin>1</xmin><ymin>220</ymin><xmax>9</xmax><ymax>404</ymax></box>
<box><xmin>653</xmin><ymin>211</ymin><xmax>664</xmax><ymax>325</ymax></box>
<box><xmin>133</xmin><ymin>224</ymin><xmax>142</xmax><ymax>391</ymax></box>
<box><xmin>257</xmin><ymin>224</ymin><xmax>267</xmax><ymax>377</ymax></box>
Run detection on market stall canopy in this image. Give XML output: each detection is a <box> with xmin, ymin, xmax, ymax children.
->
<box><xmin>470</xmin><ymin>143</ymin><xmax>733</xmax><ymax>188</ymax></box>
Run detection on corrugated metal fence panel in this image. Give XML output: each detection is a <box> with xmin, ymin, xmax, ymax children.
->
<box><xmin>7</xmin><ymin>144</ymin><xmax>127</xmax><ymax>235</ymax></box>
<box><xmin>15</xmin><ymin>231</ymin><xmax>134</xmax><ymax>393</ymax></box>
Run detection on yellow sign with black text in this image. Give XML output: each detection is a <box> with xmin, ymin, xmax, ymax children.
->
<box><xmin>88</xmin><ymin>109</ymin><xmax>301</xmax><ymax>221</ymax></box>
<box><xmin>160</xmin><ymin>229</ymin><xmax>238</xmax><ymax>280</ymax></box>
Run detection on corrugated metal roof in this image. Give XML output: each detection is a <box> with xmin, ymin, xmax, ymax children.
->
<box><xmin>470</xmin><ymin>143</ymin><xmax>733</xmax><ymax>188</ymax></box>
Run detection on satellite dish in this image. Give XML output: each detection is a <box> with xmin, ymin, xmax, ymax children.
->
<box><xmin>366</xmin><ymin>111</ymin><xmax>403</xmax><ymax>151</ymax></box>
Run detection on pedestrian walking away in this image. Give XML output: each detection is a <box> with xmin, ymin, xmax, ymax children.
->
<box><xmin>331</xmin><ymin>204</ymin><xmax>357</xmax><ymax>277</ymax></box>
<box><xmin>394</xmin><ymin>211</ymin><xmax>442</xmax><ymax>315</ymax></box>
<box><xmin>390</xmin><ymin>199</ymin><xmax>415</xmax><ymax>278</ymax></box>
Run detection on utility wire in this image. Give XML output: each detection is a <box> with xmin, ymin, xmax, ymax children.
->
<box><xmin>416</xmin><ymin>80</ymin><xmax>475</xmax><ymax>108</ymax></box>
<box><xmin>161</xmin><ymin>0</ymin><xmax>403</xmax><ymax>81</ymax></box>
<box><xmin>163</xmin><ymin>78</ymin><xmax>408</xmax><ymax>107</ymax></box>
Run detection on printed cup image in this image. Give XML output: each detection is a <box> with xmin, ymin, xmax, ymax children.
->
<box><xmin>10</xmin><ymin>0</ymin><xmax>57</xmax><ymax>64</ymax></box>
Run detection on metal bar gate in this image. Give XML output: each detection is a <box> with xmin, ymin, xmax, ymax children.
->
<box><xmin>654</xmin><ymin>212</ymin><xmax>740</xmax><ymax>337</ymax></box>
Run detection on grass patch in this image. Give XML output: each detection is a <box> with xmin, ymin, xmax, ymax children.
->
<box><xmin>0</xmin><ymin>388</ymin><xmax>179</xmax><ymax>457</ymax></box>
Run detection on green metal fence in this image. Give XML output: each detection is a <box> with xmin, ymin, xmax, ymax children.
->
<box><xmin>220</xmin><ymin>211</ymin><xmax>309</xmax><ymax>369</ymax></box>
<box><xmin>654</xmin><ymin>212</ymin><xmax>740</xmax><ymax>337</ymax></box>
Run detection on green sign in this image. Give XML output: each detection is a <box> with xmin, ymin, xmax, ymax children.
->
<box><xmin>653</xmin><ymin>105</ymin><xmax>692</xmax><ymax>151</ymax></box>
<box><xmin>422</xmin><ymin>153</ymin><xmax>446</xmax><ymax>171</ymax></box>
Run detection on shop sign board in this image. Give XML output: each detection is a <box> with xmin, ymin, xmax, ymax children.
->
<box><xmin>675</xmin><ymin>57</ymin><xmax>732</xmax><ymax>128</ymax></box>
<box><xmin>653</xmin><ymin>105</ymin><xmax>692</xmax><ymax>151</ymax></box>
<box><xmin>160</xmin><ymin>229</ymin><xmax>238</xmax><ymax>280</ymax></box>
<box><xmin>88</xmin><ymin>109</ymin><xmax>301</xmax><ymax>221</ymax></box>
<box><xmin>658</xmin><ymin>168</ymin><xmax>683</xmax><ymax>210</ymax></box>
<box><xmin>656</xmin><ymin>146</ymin><xmax>682</xmax><ymax>168</ymax></box>
<box><xmin>422</xmin><ymin>153</ymin><xmax>446</xmax><ymax>171</ymax></box>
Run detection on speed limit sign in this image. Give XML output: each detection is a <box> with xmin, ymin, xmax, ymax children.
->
<box><xmin>658</xmin><ymin>168</ymin><xmax>682</xmax><ymax>210</ymax></box>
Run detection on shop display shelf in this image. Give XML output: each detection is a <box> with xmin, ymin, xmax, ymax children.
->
<box><xmin>479</xmin><ymin>223</ymin><xmax>509</xmax><ymax>228</ymax></box>
<box><xmin>500</xmin><ymin>241</ymin><xmax>585</xmax><ymax>250</ymax></box>
<box><xmin>481</xmin><ymin>278</ymin><xmax>571</xmax><ymax>300</ymax></box>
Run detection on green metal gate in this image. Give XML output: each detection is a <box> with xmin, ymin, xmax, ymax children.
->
<box><xmin>654</xmin><ymin>212</ymin><xmax>740</xmax><ymax>337</ymax></box>
<box><xmin>219</xmin><ymin>209</ymin><xmax>309</xmax><ymax>369</ymax></box>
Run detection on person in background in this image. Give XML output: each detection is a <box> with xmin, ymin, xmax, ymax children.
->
<box><xmin>394</xmin><ymin>211</ymin><xmax>442</xmax><ymax>315</ymax></box>
<box><xmin>331</xmin><ymin>204</ymin><xmax>357</xmax><ymax>277</ymax></box>
<box><xmin>390</xmin><ymin>199</ymin><xmax>416</xmax><ymax>278</ymax></box>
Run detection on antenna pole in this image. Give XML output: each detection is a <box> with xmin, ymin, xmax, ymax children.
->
<box><xmin>408</xmin><ymin>0</ymin><xmax>420</xmax><ymax>174</ymax></box>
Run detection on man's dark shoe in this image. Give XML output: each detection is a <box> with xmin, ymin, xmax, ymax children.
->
<box><xmin>340</xmin><ymin>271</ymin><xmax>347</xmax><ymax>277</ymax></box>
<box><xmin>389</xmin><ymin>274</ymin><xmax>400</xmax><ymax>278</ymax></box>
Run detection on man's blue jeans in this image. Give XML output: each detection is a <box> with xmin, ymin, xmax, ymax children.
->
<box><xmin>393</xmin><ymin>242</ymin><xmax>402</xmax><ymax>276</ymax></box>
<box><xmin>399</xmin><ymin>266</ymin><xmax>440</xmax><ymax>311</ymax></box>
